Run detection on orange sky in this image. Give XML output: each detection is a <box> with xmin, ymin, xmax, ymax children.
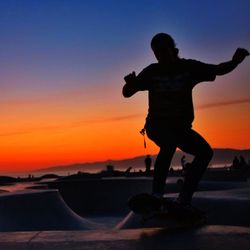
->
<box><xmin>1</xmin><ymin>78</ymin><xmax>250</xmax><ymax>172</ymax></box>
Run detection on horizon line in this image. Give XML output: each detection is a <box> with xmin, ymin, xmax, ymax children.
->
<box><xmin>1</xmin><ymin>147</ymin><xmax>249</xmax><ymax>174</ymax></box>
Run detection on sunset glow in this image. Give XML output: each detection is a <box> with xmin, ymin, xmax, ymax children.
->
<box><xmin>0</xmin><ymin>0</ymin><xmax>249</xmax><ymax>172</ymax></box>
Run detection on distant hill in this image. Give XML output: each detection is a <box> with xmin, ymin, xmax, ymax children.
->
<box><xmin>36</xmin><ymin>148</ymin><xmax>250</xmax><ymax>173</ymax></box>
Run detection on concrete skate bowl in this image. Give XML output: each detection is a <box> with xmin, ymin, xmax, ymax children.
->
<box><xmin>116</xmin><ymin>195</ymin><xmax>250</xmax><ymax>229</ymax></box>
<box><xmin>47</xmin><ymin>178</ymin><xmax>154</xmax><ymax>214</ymax></box>
<box><xmin>0</xmin><ymin>190</ymin><xmax>98</xmax><ymax>232</ymax></box>
<box><xmin>46</xmin><ymin>178</ymin><xmax>249</xmax><ymax>215</ymax></box>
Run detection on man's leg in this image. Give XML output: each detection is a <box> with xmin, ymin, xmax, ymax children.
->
<box><xmin>146</xmin><ymin>122</ymin><xmax>177</xmax><ymax>197</ymax></box>
<box><xmin>177</xmin><ymin>129</ymin><xmax>213</xmax><ymax>204</ymax></box>
<box><xmin>152</xmin><ymin>145</ymin><xmax>176</xmax><ymax>196</ymax></box>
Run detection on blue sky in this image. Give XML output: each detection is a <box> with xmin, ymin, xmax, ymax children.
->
<box><xmin>0</xmin><ymin>0</ymin><xmax>249</xmax><ymax>111</ymax></box>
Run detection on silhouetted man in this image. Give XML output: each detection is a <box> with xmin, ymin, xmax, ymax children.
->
<box><xmin>122</xmin><ymin>33</ymin><xmax>249</xmax><ymax>208</ymax></box>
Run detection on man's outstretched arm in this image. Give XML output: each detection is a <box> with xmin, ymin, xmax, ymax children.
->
<box><xmin>215</xmin><ymin>48</ymin><xmax>249</xmax><ymax>76</ymax></box>
<box><xmin>122</xmin><ymin>72</ymin><xmax>139</xmax><ymax>97</ymax></box>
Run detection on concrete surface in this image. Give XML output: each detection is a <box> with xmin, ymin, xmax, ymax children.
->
<box><xmin>0</xmin><ymin>225</ymin><xmax>249</xmax><ymax>250</ymax></box>
<box><xmin>0</xmin><ymin>179</ymin><xmax>250</xmax><ymax>249</ymax></box>
<box><xmin>0</xmin><ymin>190</ymin><xmax>98</xmax><ymax>232</ymax></box>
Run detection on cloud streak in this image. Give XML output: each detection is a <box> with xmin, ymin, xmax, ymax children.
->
<box><xmin>1</xmin><ymin>98</ymin><xmax>249</xmax><ymax>137</ymax></box>
<box><xmin>197</xmin><ymin>98</ymin><xmax>250</xmax><ymax>110</ymax></box>
<box><xmin>0</xmin><ymin>114</ymin><xmax>143</xmax><ymax>137</ymax></box>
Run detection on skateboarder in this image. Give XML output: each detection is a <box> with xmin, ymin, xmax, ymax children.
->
<box><xmin>123</xmin><ymin>33</ymin><xmax>249</xmax><ymax>209</ymax></box>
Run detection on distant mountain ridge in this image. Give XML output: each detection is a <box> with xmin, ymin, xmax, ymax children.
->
<box><xmin>36</xmin><ymin>148</ymin><xmax>250</xmax><ymax>173</ymax></box>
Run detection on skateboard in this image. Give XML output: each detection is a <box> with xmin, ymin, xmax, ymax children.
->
<box><xmin>128</xmin><ymin>193</ymin><xmax>206</xmax><ymax>228</ymax></box>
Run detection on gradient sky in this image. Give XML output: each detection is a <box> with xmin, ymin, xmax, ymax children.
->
<box><xmin>0</xmin><ymin>0</ymin><xmax>250</xmax><ymax>172</ymax></box>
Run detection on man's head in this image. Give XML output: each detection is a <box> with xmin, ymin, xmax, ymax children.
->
<box><xmin>151</xmin><ymin>33</ymin><xmax>179</xmax><ymax>63</ymax></box>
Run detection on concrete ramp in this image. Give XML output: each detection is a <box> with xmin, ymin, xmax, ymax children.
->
<box><xmin>47</xmin><ymin>178</ymin><xmax>249</xmax><ymax>214</ymax></box>
<box><xmin>0</xmin><ymin>190</ymin><xmax>98</xmax><ymax>232</ymax></box>
<box><xmin>116</xmin><ymin>195</ymin><xmax>250</xmax><ymax>229</ymax></box>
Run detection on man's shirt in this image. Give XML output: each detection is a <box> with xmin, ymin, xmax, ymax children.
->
<box><xmin>135</xmin><ymin>59</ymin><xmax>216</xmax><ymax>127</ymax></box>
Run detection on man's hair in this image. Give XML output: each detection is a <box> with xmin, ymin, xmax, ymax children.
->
<box><xmin>151</xmin><ymin>33</ymin><xmax>176</xmax><ymax>51</ymax></box>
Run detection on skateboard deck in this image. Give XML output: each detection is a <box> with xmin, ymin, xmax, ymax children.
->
<box><xmin>128</xmin><ymin>193</ymin><xmax>206</xmax><ymax>228</ymax></box>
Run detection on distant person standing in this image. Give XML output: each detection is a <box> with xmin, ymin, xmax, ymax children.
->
<box><xmin>232</xmin><ymin>156</ymin><xmax>240</xmax><ymax>169</ymax></box>
<box><xmin>239</xmin><ymin>155</ymin><xmax>247</xmax><ymax>169</ymax></box>
<box><xmin>181</xmin><ymin>155</ymin><xmax>188</xmax><ymax>176</ymax></box>
<box><xmin>122</xmin><ymin>33</ymin><xmax>249</xmax><ymax>209</ymax></box>
<box><xmin>145</xmin><ymin>155</ymin><xmax>152</xmax><ymax>175</ymax></box>
<box><xmin>181</xmin><ymin>155</ymin><xmax>186</xmax><ymax>170</ymax></box>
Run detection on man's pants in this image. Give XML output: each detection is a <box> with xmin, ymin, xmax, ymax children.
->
<box><xmin>146</xmin><ymin>122</ymin><xmax>213</xmax><ymax>203</ymax></box>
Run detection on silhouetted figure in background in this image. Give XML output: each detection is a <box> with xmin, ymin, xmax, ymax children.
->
<box><xmin>239</xmin><ymin>155</ymin><xmax>247</xmax><ymax>169</ymax></box>
<box><xmin>125</xmin><ymin>166</ymin><xmax>132</xmax><ymax>177</ymax></box>
<box><xmin>181</xmin><ymin>155</ymin><xmax>186</xmax><ymax>167</ymax></box>
<box><xmin>232</xmin><ymin>156</ymin><xmax>240</xmax><ymax>169</ymax></box>
<box><xmin>181</xmin><ymin>155</ymin><xmax>186</xmax><ymax>174</ymax></box>
<box><xmin>169</xmin><ymin>167</ymin><xmax>174</xmax><ymax>175</ymax></box>
<box><xmin>123</xmin><ymin>33</ymin><xmax>249</xmax><ymax>206</ymax></box>
<box><xmin>145</xmin><ymin>155</ymin><xmax>152</xmax><ymax>175</ymax></box>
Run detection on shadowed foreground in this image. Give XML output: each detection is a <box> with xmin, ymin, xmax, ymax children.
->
<box><xmin>0</xmin><ymin>179</ymin><xmax>250</xmax><ymax>249</ymax></box>
<box><xmin>0</xmin><ymin>226</ymin><xmax>249</xmax><ymax>250</ymax></box>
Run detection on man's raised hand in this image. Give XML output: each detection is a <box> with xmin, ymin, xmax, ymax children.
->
<box><xmin>233</xmin><ymin>48</ymin><xmax>249</xmax><ymax>64</ymax></box>
<box><xmin>124</xmin><ymin>71</ymin><xmax>136</xmax><ymax>84</ymax></box>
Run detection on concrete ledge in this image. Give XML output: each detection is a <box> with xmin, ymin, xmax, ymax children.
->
<box><xmin>0</xmin><ymin>225</ymin><xmax>250</xmax><ymax>250</ymax></box>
